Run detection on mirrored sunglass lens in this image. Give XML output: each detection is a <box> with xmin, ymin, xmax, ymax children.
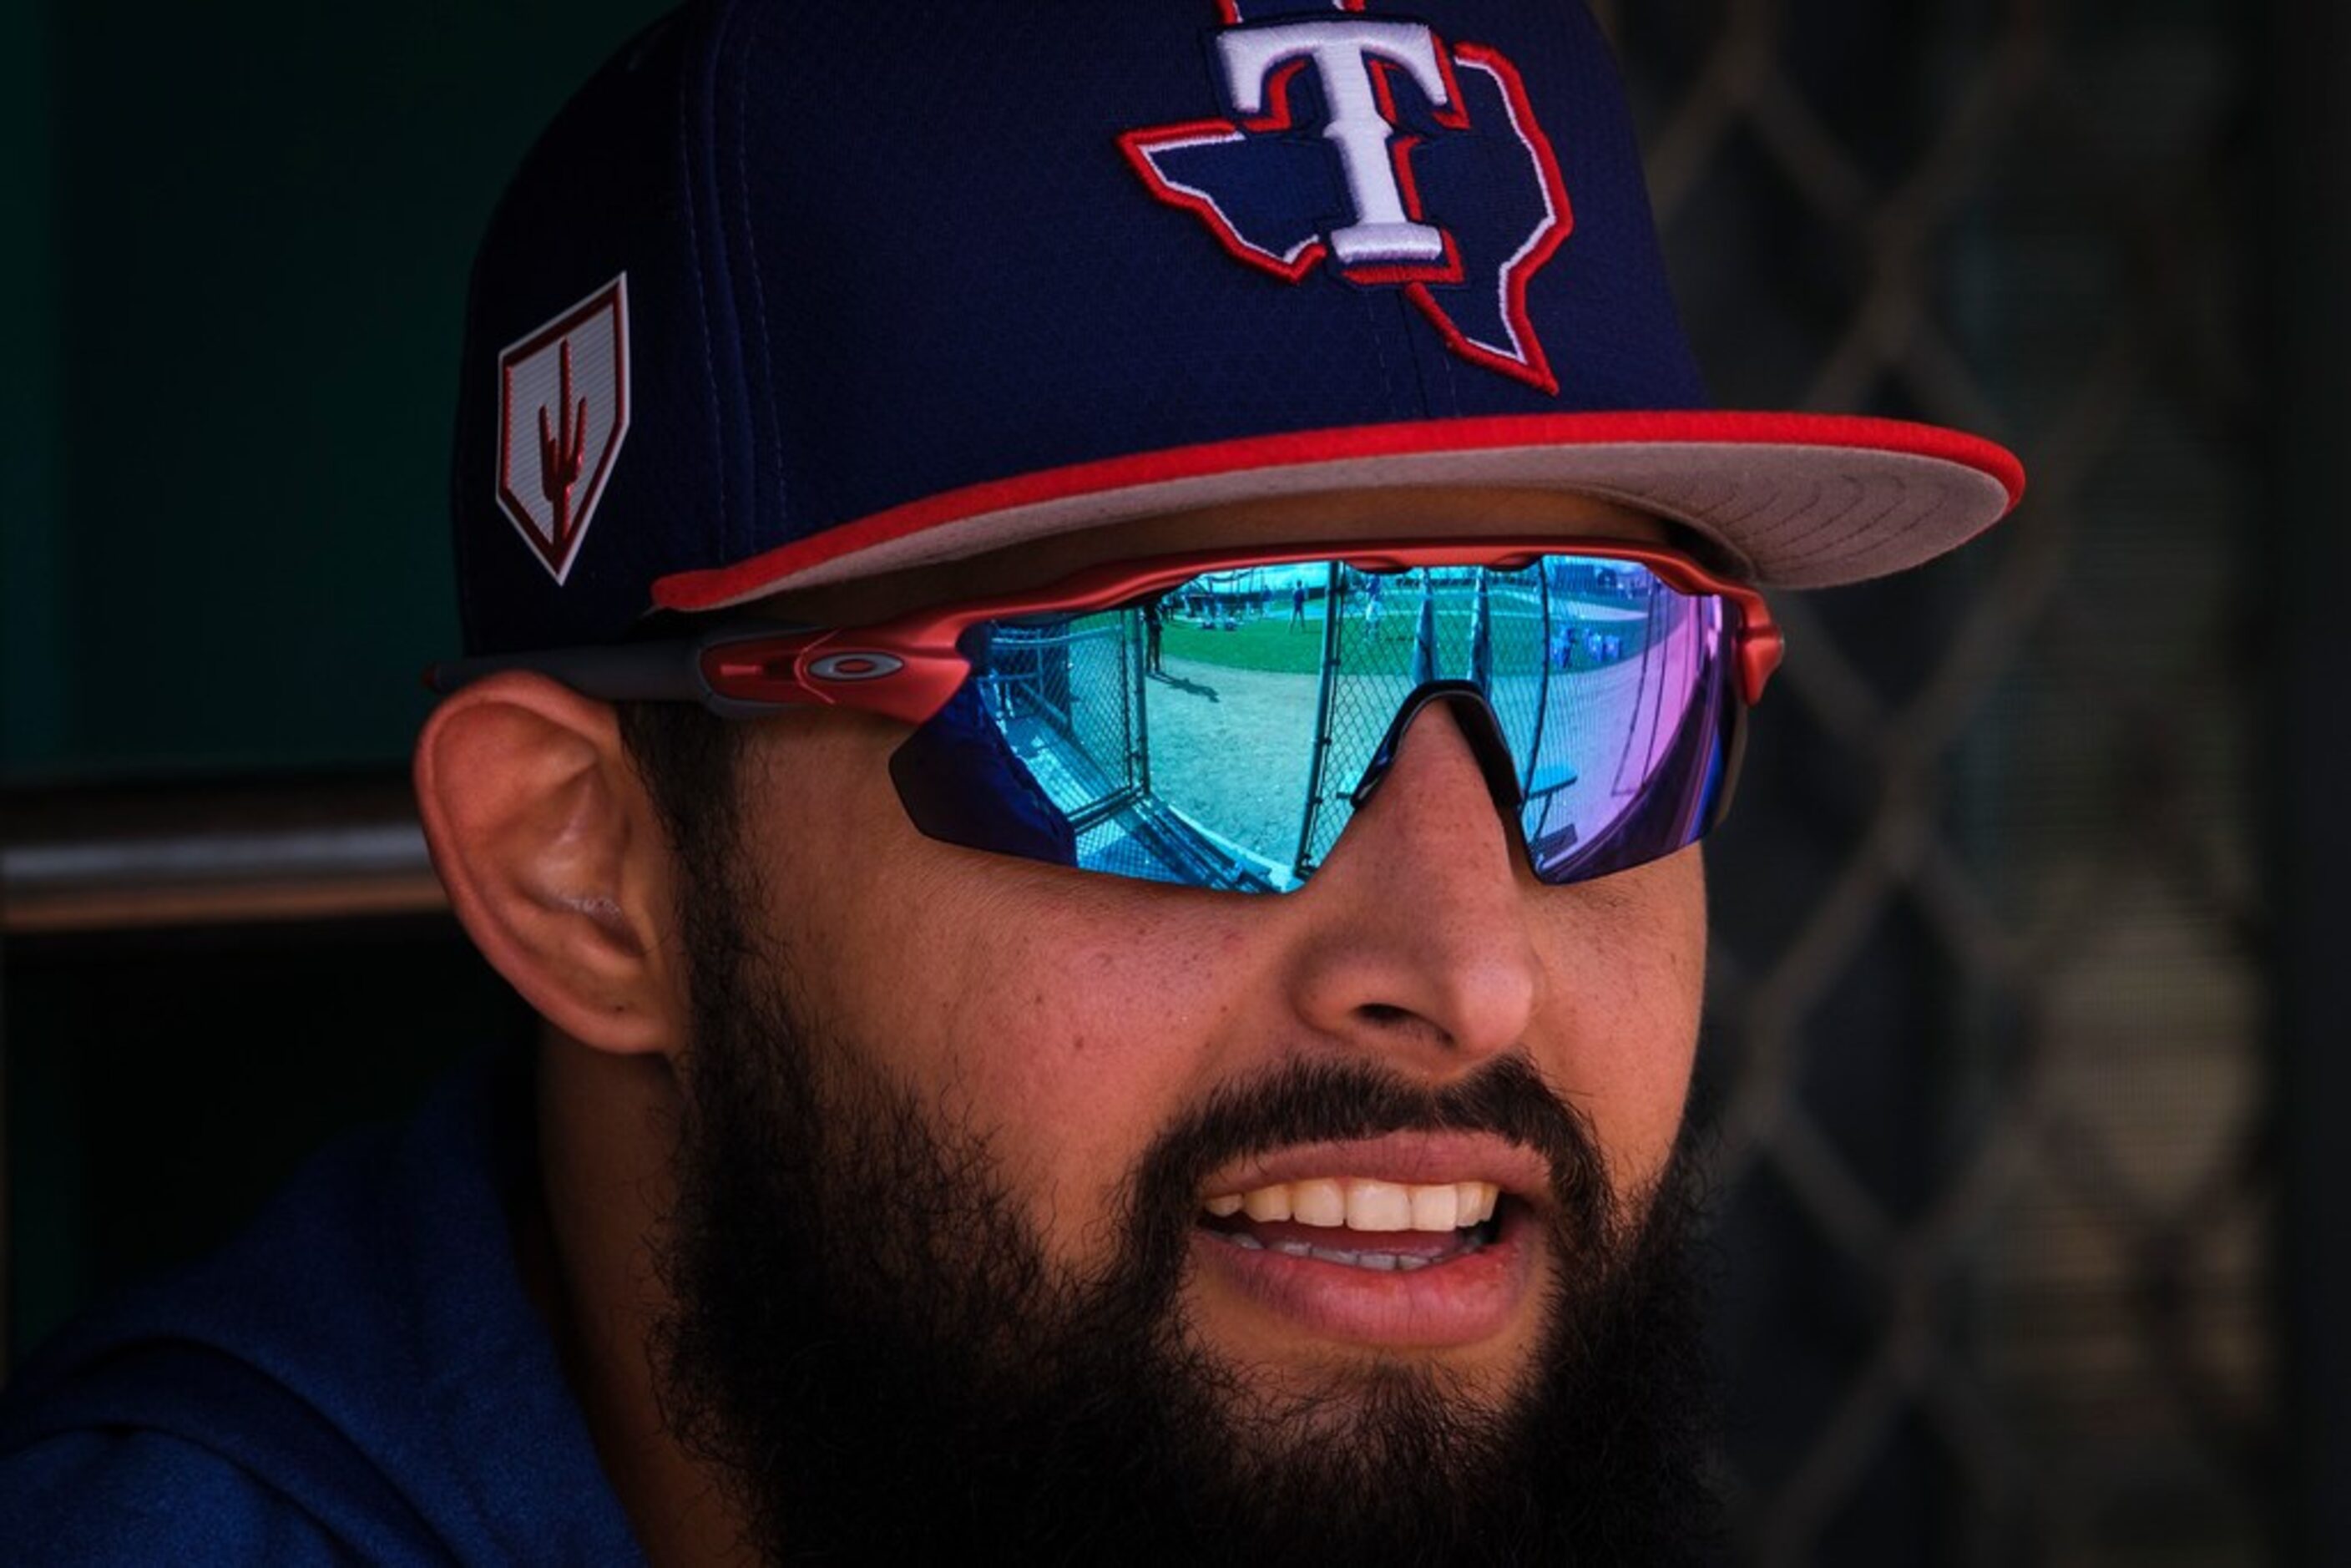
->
<box><xmin>892</xmin><ymin>557</ymin><xmax>1733</xmax><ymax>892</ymax></box>
<box><xmin>1286</xmin><ymin>559</ymin><xmax>1729</xmax><ymax>884</ymax></box>
<box><xmin>1505</xmin><ymin>563</ymin><xmax>1731</xmax><ymax>883</ymax></box>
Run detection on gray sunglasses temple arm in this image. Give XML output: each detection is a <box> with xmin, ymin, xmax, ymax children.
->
<box><xmin>422</xmin><ymin>622</ymin><xmax>824</xmax><ymax>715</ymax></box>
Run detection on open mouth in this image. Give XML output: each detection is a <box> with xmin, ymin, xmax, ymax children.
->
<box><xmin>1196</xmin><ymin>1178</ymin><xmax>1510</xmax><ymax>1272</ymax></box>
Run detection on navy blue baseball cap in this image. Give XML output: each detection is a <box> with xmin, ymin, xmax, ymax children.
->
<box><xmin>450</xmin><ymin>0</ymin><xmax>2023</xmax><ymax>658</ymax></box>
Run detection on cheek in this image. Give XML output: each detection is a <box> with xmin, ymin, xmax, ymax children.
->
<box><xmin>763</xmin><ymin>751</ymin><xmax>1241</xmax><ymax>1257</ymax></box>
<box><xmin>1536</xmin><ymin>849</ymin><xmax>1706</xmax><ymax>1196</ymax></box>
<box><xmin>939</xmin><ymin>887</ymin><xmax>1265</xmax><ymax>1253</ymax></box>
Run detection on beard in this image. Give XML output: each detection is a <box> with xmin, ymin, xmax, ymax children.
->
<box><xmin>650</xmin><ymin>862</ymin><xmax>1723</xmax><ymax>1565</ymax></box>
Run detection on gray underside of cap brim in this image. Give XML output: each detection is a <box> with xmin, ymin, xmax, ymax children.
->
<box><xmin>721</xmin><ymin>443</ymin><xmax>2013</xmax><ymax>602</ymax></box>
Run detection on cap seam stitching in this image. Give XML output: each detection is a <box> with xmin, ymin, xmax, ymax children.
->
<box><xmin>732</xmin><ymin>18</ymin><xmax>787</xmax><ymax>532</ymax></box>
<box><xmin>678</xmin><ymin>7</ymin><xmax>727</xmax><ymax>554</ymax></box>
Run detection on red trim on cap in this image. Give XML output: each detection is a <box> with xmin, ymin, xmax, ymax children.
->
<box><xmin>1337</xmin><ymin>50</ymin><xmax>1470</xmax><ymax>289</ymax></box>
<box><xmin>1121</xmin><ymin>28</ymin><xmax>1566</xmax><ymax>393</ymax></box>
<box><xmin>1371</xmin><ymin>41</ymin><xmax>1472</xmax><ymax>133</ymax></box>
<box><xmin>1120</xmin><ymin>59</ymin><xmax>1329</xmax><ymax>283</ymax></box>
<box><xmin>1342</xmin><ymin>213</ymin><xmax>1465</xmax><ymax>286</ymax></box>
<box><xmin>1236</xmin><ymin>56</ymin><xmax>1312</xmax><ymax>135</ymax></box>
<box><xmin>650</xmin><ymin>411</ymin><xmax>2027</xmax><ymax>613</ymax></box>
<box><xmin>1401</xmin><ymin>43</ymin><xmax>1570</xmax><ymax>395</ymax></box>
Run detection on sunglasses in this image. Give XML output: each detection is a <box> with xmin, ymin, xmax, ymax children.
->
<box><xmin>432</xmin><ymin>540</ymin><xmax>1782</xmax><ymax>893</ymax></box>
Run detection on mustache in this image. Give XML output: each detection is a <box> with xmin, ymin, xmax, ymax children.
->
<box><xmin>1125</xmin><ymin>1054</ymin><xmax>1611</xmax><ymax>1250</ymax></box>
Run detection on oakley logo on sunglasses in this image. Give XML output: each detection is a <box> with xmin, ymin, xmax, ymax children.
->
<box><xmin>808</xmin><ymin>651</ymin><xmax>907</xmax><ymax>682</ymax></box>
<box><xmin>1120</xmin><ymin>4</ymin><xmax>1571</xmax><ymax>392</ymax></box>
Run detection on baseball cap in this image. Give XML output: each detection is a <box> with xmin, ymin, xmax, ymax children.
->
<box><xmin>450</xmin><ymin>0</ymin><xmax>2024</xmax><ymax>659</ymax></box>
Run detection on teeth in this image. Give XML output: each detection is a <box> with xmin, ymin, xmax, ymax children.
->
<box><xmin>1204</xmin><ymin>1231</ymin><xmax>1444</xmax><ymax>1271</ymax></box>
<box><xmin>1322</xmin><ymin>1247</ymin><xmax>1397</xmax><ymax>1270</ymax></box>
<box><xmin>1409</xmin><ymin>1183</ymin><xmax>1459</xmax><ymax>1232</ymax></box>
<box><xmin>1242</xmin><ymin>1186</ymin><xmax>1292</xmax><ymax>1222</ymax></box>
<box><xmin>1201</xmin><ymin>1177</ymin><xmax>1502</xmax><ymax>1231</ymax></box>
<box><xmin>1291</xmin><ymin>1179</ymin><xmax>1346</xmax><ymax>1227</ymax></box>
<box><xmin>1347</xmin><ymin>1180</ymin><xmax>1412</xmax><ymax>1232</ymax></box>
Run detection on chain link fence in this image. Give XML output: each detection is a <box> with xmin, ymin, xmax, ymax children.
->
<box><xmin>1589</xmin><ymin>0</ymin><xmax>2275</xmax><ymax>1562</ymax></box>
<box><xmin>961</xmin><ymin>19</ymin><xmax>2278</xmax><ymax>1544</ymax></box>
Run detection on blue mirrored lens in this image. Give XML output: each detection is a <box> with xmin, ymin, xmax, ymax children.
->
<box><xmin>887</xmin><ymin>556</ymin><xmax>1739</xmax><ymax>892</ymax></box>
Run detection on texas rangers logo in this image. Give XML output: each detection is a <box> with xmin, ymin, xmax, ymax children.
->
<box><xmin>1120</xmin><ymin>2</ymin><xmax>1572</xmax><ymax>392</ymax></box>
<box><xmin>496</xmin><ymin>276</ymin><xmax>631</xmax><ymax>584</ymax></box>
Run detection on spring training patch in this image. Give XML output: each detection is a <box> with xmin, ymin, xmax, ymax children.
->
<box><xmin>496</xmin><ymin>276</ymin><xmax>632</xmax><ymax>584</ymax></box>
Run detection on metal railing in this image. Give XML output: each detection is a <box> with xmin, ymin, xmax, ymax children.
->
<box><xmin>0</xmin><ymin>776</ymin><xmax>442</xmax><ymax>935</ymax></box>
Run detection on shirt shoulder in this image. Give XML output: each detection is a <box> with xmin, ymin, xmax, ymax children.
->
<box><xmin>0</xmin><ymin>1332</ymin><xmax>459</xmax><ymax>1564</ymax></box>
<box><xmin>0</xmin><ymin>1428</ymin><xmax>356</xmax><ymax>1567</ymax></box>
<box><xmin>0</xmin><ymin>1051</ymin><xmax>647</xmax><ymax>1566</ymax></box>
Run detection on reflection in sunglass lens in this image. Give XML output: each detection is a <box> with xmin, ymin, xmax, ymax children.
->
<box><xmin>892</xmin><ymin>557</ymin><xmax>1737</xmax><ymax>893</ymax></box>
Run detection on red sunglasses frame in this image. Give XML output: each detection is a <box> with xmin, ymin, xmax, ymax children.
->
<box><xmin>430</xmin><ymin>539</ymin><xmax>1782</xmax><ymax>722</ymax></box>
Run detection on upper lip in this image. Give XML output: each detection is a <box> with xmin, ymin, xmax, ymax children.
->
<box><xmin>1196</xmin><ymin>1132</ymin><xmax>1555</xmax><ymax>1212</ymax></box>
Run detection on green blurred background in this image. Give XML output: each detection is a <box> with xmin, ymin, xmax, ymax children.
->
<box><xmin>3</xmin><ymin>0</ymin><xmax>671</xmax><ymax>779</ymax></box>
<box><xmin>0</xmin><ymin>0</ymin><xmax>666</xmax><ymax>1414</ymax></box>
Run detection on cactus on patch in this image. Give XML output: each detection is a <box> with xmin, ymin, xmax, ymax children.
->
<box><xmin>537</xmin><ymin>338</ymin><xmax>590</xmax><ymax>544</ymax></box>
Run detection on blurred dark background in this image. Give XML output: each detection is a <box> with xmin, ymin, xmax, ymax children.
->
<box><xmin>3</xmin><ymin>1</ymin><xmax>2341</xmax><ymax>1564</ymax></box>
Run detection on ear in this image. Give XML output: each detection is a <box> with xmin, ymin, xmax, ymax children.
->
<box><xmin>414</xmin><ymin>672</ymin><xmax>683</xmax><ymax>1058</ymax></box>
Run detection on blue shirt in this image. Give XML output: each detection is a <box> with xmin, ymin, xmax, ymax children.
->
<box><xmin>0</xmin><ymin>1055</ymin><xmax>645</xmax><ymax>1565</ymax></box>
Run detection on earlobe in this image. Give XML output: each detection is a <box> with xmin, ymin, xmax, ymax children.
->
<box><xmin>414</xmin><ymin>673</ymin><xmax>682</xmax><ymax>1058</ymax></box>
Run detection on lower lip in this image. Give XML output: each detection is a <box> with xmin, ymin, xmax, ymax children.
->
<box><xmin>1188</xmin><ymin>1203</ymin><xmax>1540</xmax><ymax>1348</ymax></box>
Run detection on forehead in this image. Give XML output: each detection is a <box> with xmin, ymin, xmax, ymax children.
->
<box><xmin>754</xmin><ymin>486</ymin><xmax>1672</xmax><ymax>627</ymax></box>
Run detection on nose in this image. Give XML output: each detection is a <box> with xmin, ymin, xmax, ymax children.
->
<box><xmin>1283</xmin><ymin>699</ymin><xmax>1545</xmax><ymax>1075</ymax></box>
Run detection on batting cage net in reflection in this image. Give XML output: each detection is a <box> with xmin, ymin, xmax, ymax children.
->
<box><xmin>971</xmin><ymin>563</ymin><xmax>1720</xmax><ymax>894</ymax></box>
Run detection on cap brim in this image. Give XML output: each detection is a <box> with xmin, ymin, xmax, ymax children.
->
<box><xmin>651</xmin><ymin>411</ymin><xmax>2023</xmax><ymax>612</ymax></box>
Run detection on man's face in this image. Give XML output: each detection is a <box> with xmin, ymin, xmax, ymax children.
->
<box><xmin>650</xmin><ymin>491</ymin><xmax>1720</xmax><ymax>1562</ymax></box>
